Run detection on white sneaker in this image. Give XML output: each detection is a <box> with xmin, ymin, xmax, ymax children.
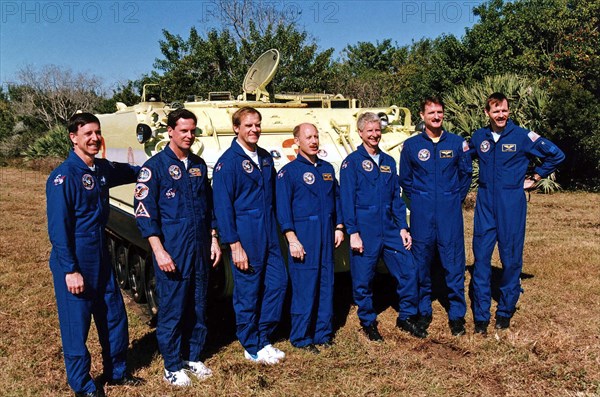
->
<box><xmin>183</xmin><ymin>360</ymin><xmax>213</xmax><ymax>379</ymax></box>
<box><xmin>262</xmin><ymin>344</ymin><xmax>285</xmax><ymax>360</ymax></box>
<box><xmin>244</xmin><ymin>349</ymin><xmax>280</xmax><ymax>364</ymax></box>
<box><xmin>163</xmin><ymin>368</ymin><xmax>191</xmax><ymax>387</ymax></box>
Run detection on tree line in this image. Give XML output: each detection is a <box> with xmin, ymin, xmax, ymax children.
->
<box><xmin>1</xmin><ymin>0</ymin><xmax>598</xmax><ymax>190</ymax></box>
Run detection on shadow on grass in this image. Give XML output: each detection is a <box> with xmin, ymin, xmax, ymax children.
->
<box><xmin>273</xmin><ymin>272</ymin><xmax>357</xmax><ymax>344</ymax></box>
<box><xmin>125</xmin><ymin>295</ymin><xmax>239</xmax><ymax>370</ymax></box>
<box><xmin>127</xmin><ymin>329</ymin><xmax>158</xmax><ymax>373</ymax></box>
<box><xmin>466</xmin><ymin>263</ymin><xmax>534</xmax><ymax>315</ymax></box>
<box><xmin>127</xmin><ymin>258</ymin><xmax>534</xmax><ymax>368</ymax></box>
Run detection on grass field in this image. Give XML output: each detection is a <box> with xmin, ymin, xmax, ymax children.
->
<box><xmin>0</xmin><ymin>166</ymin><xmax>598</xmax><ymax>397</ymax></box>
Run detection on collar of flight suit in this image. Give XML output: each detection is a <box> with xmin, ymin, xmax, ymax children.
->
<box><xmin>67</xmin><ymin>149</ymin><xmax>97</xmax><ymax>171</ymax></box>
<box><xmin>484</xmin><ymin>119</ymin><xmax>517</xmax><ymax>142</ymax></box>
<box><xmin>295</xmin><ymin>153</ymin><xmax>322</xmax><ymax>168</ymax></box>
<box><xmin>230</xmin><ymin>138</ymin><xmax>264</xmax><ymax>163</ymax></box>
<box><xmin>163</xmin><ymin>145</ymin><xmax>195</xmax><ymax>164</ymax></box>
<box><xmin>230</xmin><ymin>137</ymin><xmax>267</xmax><ymax>184</ymax></box>
<box><xmin>418</xmin><ymin>129</ymin><xmax>448</xmax><ymax>143</ymax></box>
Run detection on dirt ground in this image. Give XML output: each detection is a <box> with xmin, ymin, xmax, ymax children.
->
<box><xmin>0</xmin><ymin>167</ymin><xmax>598</xmax><ymax>396</ymax></box>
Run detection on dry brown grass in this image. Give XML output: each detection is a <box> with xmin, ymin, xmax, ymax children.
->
<box><xmin>0</xmin><ymin>166</ymin><xmax>598</xmax><ymax>397</ymax></box>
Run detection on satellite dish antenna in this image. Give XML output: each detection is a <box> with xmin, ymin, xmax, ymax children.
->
<box><xmin>242</xmin><ymin>49</ymin><xmax>280</xmax><ymax>102</ymax></box>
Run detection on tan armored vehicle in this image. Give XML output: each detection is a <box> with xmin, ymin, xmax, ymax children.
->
<box><xmin>97</xmin><ymin>49</ymin><xmax>416</xmax><ymax>315</ymax></box>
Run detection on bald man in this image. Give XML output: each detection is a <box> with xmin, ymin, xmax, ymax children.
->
<box><xmin>276</xmin><ymin>123</ymin><xmax>344</xmax><ymax>353</ymax></box>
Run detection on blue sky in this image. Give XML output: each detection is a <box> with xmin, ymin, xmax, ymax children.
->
<box><xmin>1</xmin><ymin>0</ymin><xmax>484</xmax><ymax>91</ymax></box>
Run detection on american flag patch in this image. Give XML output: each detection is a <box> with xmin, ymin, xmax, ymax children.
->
<box><xmin>528</xmin><ymin>131</ymin><xmax>540</xmax><ymax>142</ymax></box>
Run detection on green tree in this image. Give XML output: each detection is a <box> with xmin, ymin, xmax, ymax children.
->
<box><xmin>0</xmin><ymin>87</ymin><xmax>16</xmax><ymax>142</ymax></box>
<box><xmin>9</xmin><ymin>64</ymin><xmax>104</xmax><ymax>130</ymax></box>
<box><xmin>462</xmin><ymin>0</ymin><xmax>599</xmax><ymax>93</ymax></box>
<box><xmin>238</xmin><ymin>21</ymin><xmax>334</xmax><ymax>93</ymax></box>
<box><xmin>96</xmin><ymin>81</ymin><xmax>143</xmax><ymax>114</ymax></box>
<box><xmin>152</xmin><ymin>15</ymin><xmax>334</xmax><ymax>102</ymax></box>
<box><xmin>443</xmin><ymin>74</ymin><xmax>549</xmax><ymax>138</ymax></box>
<box><xmin>153</xmin><ymin>27</ymin><xmax>241</xmax><ymax>101</ymax></box>
<box><xmin>544</xmin><ymin>80</ymin><xmax>600</xmax><ymax>189</ymax></box>
<box><xmin>24</xmin><ymin>124</ymin><xmax>71</xmax><ymax>160</ymax></box>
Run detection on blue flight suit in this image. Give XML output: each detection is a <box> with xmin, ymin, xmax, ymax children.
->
<box><xmin>46</xmin><ymin>150</ymin><xmax>138</xmax><ymax>394</ymax></box>
<box><xmin>340</xmin><ymin>144</ymin><xmax>418</xmax><ymax>326</ymax></box>
<box><xmin>276</xmin><ymin>155</ymin><xmax>342</xmax><ymax>347</ymax></box>
<box><xmin>135</xmin><ymin>145</ymin><xmax>214</xmax><ymax>372</ymax></box>
<box><xmin>470</xmin><ymin>120</ymin><xmax>565</xmax><ymax>322</ymax></box>
<box><xmin>212</xmin><ymin>139</ymin><xmax>288</xmax><ymax>355</ymax></box>
<box><xmin>399</xmin><ymin>131</ymin><xmax>472</xmax><ymax>321</ymax></box>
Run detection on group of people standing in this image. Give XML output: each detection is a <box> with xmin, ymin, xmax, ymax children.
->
<box><xmin>46</xmin><ymin>92</ymin><xmax>564</xmax><ymax>396</ymax></box>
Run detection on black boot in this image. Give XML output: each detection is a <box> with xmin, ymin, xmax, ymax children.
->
<box><xmin>396</xmin><ymin>317</ymin><xmax>427</xmax><ymax>338</ymax></box>
<box><xmin>449</xmin><ymin>318</ymin><xmax>466</xmax><ymax>336</ymax></box>
<box><xmin>362</xmin><ymin>322</ymin><xmax>384</xmax><ymax>342</ymax></box>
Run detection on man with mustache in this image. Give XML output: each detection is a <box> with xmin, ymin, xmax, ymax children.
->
<box><xmin>276</xmin><ymin>123</ymin><xmax>344</xmax><ymax>353</ymax></box>
<box><xmin>212</xmin><ymin>107</ymin><xmax>288</xmax><ymax>364</ymax></box>
<box><xmin>135</xmin><ymin>108</ymin><xmax>221</xmax><ymax>386</ymax></box>
<box><xmin>340</xmin><ymin>112</ymin><xmax>422</xmax><ymax>341</ymax></box>
<box><xmin>469</xmin><ymin>92</ymin><xmax>565</xmax><ymax>333</ymax></box>
<box><xmin>399</xmin><ymin>97</ymin><xmax>472</xmax><ymax>337</ymax></box>
<box><xmin>46</xmin><ymin>113</ymin><xmax>141</xmax><ymax>397</ymax></box>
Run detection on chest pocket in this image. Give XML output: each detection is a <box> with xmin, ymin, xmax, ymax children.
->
<box><xmin>438</xmin><ymin>149</ymin><xmax>458</xmax><ymax>171</ymax></box>
<box><xmin>357</xmin><ymin>165</ymin><xmax>379</xmax><ymax>186</ymax></box>
<box><xmin>188</xmin><ymin>166</ymin><xmax>207</xmax><ymax>194</ymax></box>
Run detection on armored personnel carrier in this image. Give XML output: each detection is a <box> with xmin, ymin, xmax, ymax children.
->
<box><xmin>97</xmin><ymin>49</ymin><xmax>416</xmax><ymax>315</ymax></box>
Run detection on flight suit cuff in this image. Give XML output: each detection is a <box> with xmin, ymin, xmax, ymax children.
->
<box><xmin>140</xmin><ymin>229</ymin><xmax>163</xmax><ymax>240</ymax></box>
<box><xmin>533</xmin><ymin>166</ymin><xmax>548</xmax><ymax>179</ymax></box>
<box><xmin>280</xmin><ymin>222</ymin><xmax>295</xmax><ymax>233</ymax></box>
<box><xmin>346</xmin><ymin>225</ymin><xmax>359</xmax><ymax>235</ymax></box>
<box><xmin>221</xmin><ymin>231</ymin><xmax>241</xmax><ymax>245</ymax></box>
<box><xmin>61</xmin><ymin>263</ymin><xmax>77</xmax><ymax>274</ymax></box>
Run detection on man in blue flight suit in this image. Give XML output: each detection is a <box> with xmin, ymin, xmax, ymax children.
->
<box><xmin>470</xmin><ymin>92</ymin><xmax>565</xmax><ymax>333</ymax></box>
<box><xmin>135</xmin><ymin>109</ymin><xmax>221</xmax><ymax>386</ymax></box>
<box><xmin>399</xmin><ymin>97</ymin><xmax>472</xmax><ymax>336</ymax></box>
<box><xmin>276</xmin><ymin>123</ymin><xmax>345</xmax><ymax>353</ymax></box>
<box><xmin>340</xmin><ymin>112</ymin><xmax>423</xmax><ymax>341</ymax></box>
<box><xmin>212</xmin><ymin>107</ymin><xmax>288</xmax><ymax>364</ymax></box>
<box><xmin>46</xmin><ymin>113</ymin><xmax>141</xmax><ymax>397</ymax></box>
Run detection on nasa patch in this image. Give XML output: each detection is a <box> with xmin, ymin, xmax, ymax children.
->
<box><xmin>82</xmin><ymin>174</ymin><xmax>94</xmax><ymax>190</ymax></box>
<box><xmin>169</xmin><ymin>165</ymin><xmax>182</xmax><ymax>180</ymax></box>
<box><xmin>137</xmin><ymin>167</ymin><xmax>152</xmax><ymax>182</ymax></box>
<box><xmin>418</xmin><ymin>149</ymin><xmax>430</xmax><ymax>161</ymax></box>
<box><xmin>134</xmin><ymin>202</ymin><xmax>150</xmax><ymax>218</ymax></box>
<box><xmin>323</xmin><ymin>173</ymin><xmax>333</xmax><ymax>181</ymax></box>
<box><xmin>134</xmin><ymin>183</ymin><xmax>149</xmax><ymax>200</ymax></box>
<box><xmin>53</xmin><ymin>174</ymin><xmax>66</xmax><ymax>186</ymax></box>
<box><xmin>480</xmin><ymin>140</ymin><xmax>491</xmax><ymax>153</ymax></box>
<box><xmin>214</xmin><ymin>162</ymin><xmax>223</xmax><ymax>172</ymax></box>
<box><xmin>502</xmin><ymin>144</ymin><xmax>517</xmax><ymax>152</ymax></box>
<box><xmin>242</xmin><ymin>160</ymin><xmax>254</xmax><ymax>173</ymax></box>
<box><xmin>439</xmin><ymin>150</ymin><xmax>454</xmax><ymax>159</ymax></box>
<box><xmin>165</xmin><ymin>188</ymin><xmax>176</xmax><ymax>199</ymax></box>
<box><xmin>303</xmin><ymin>172</ymin><xmax>315</xmax><ymax>185</ymax></box>
<box><xmin>341</xmin><ymin>161</ymin><xmax>348</xmax><ymax>169</ymax></box>
<box><xmin>362</xmin><ymin>160</ymin><xmax>373</xmax><ymax>172</ymax></box>
<box><xmin>189</xmin><ymin>167</ymin><xmax>202</xmax><ymax>177</ymax></box>
<box><xmin>277</xmin><ymin>170</ymin><xmax>286</xmax><ymax>179</ymax></box>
